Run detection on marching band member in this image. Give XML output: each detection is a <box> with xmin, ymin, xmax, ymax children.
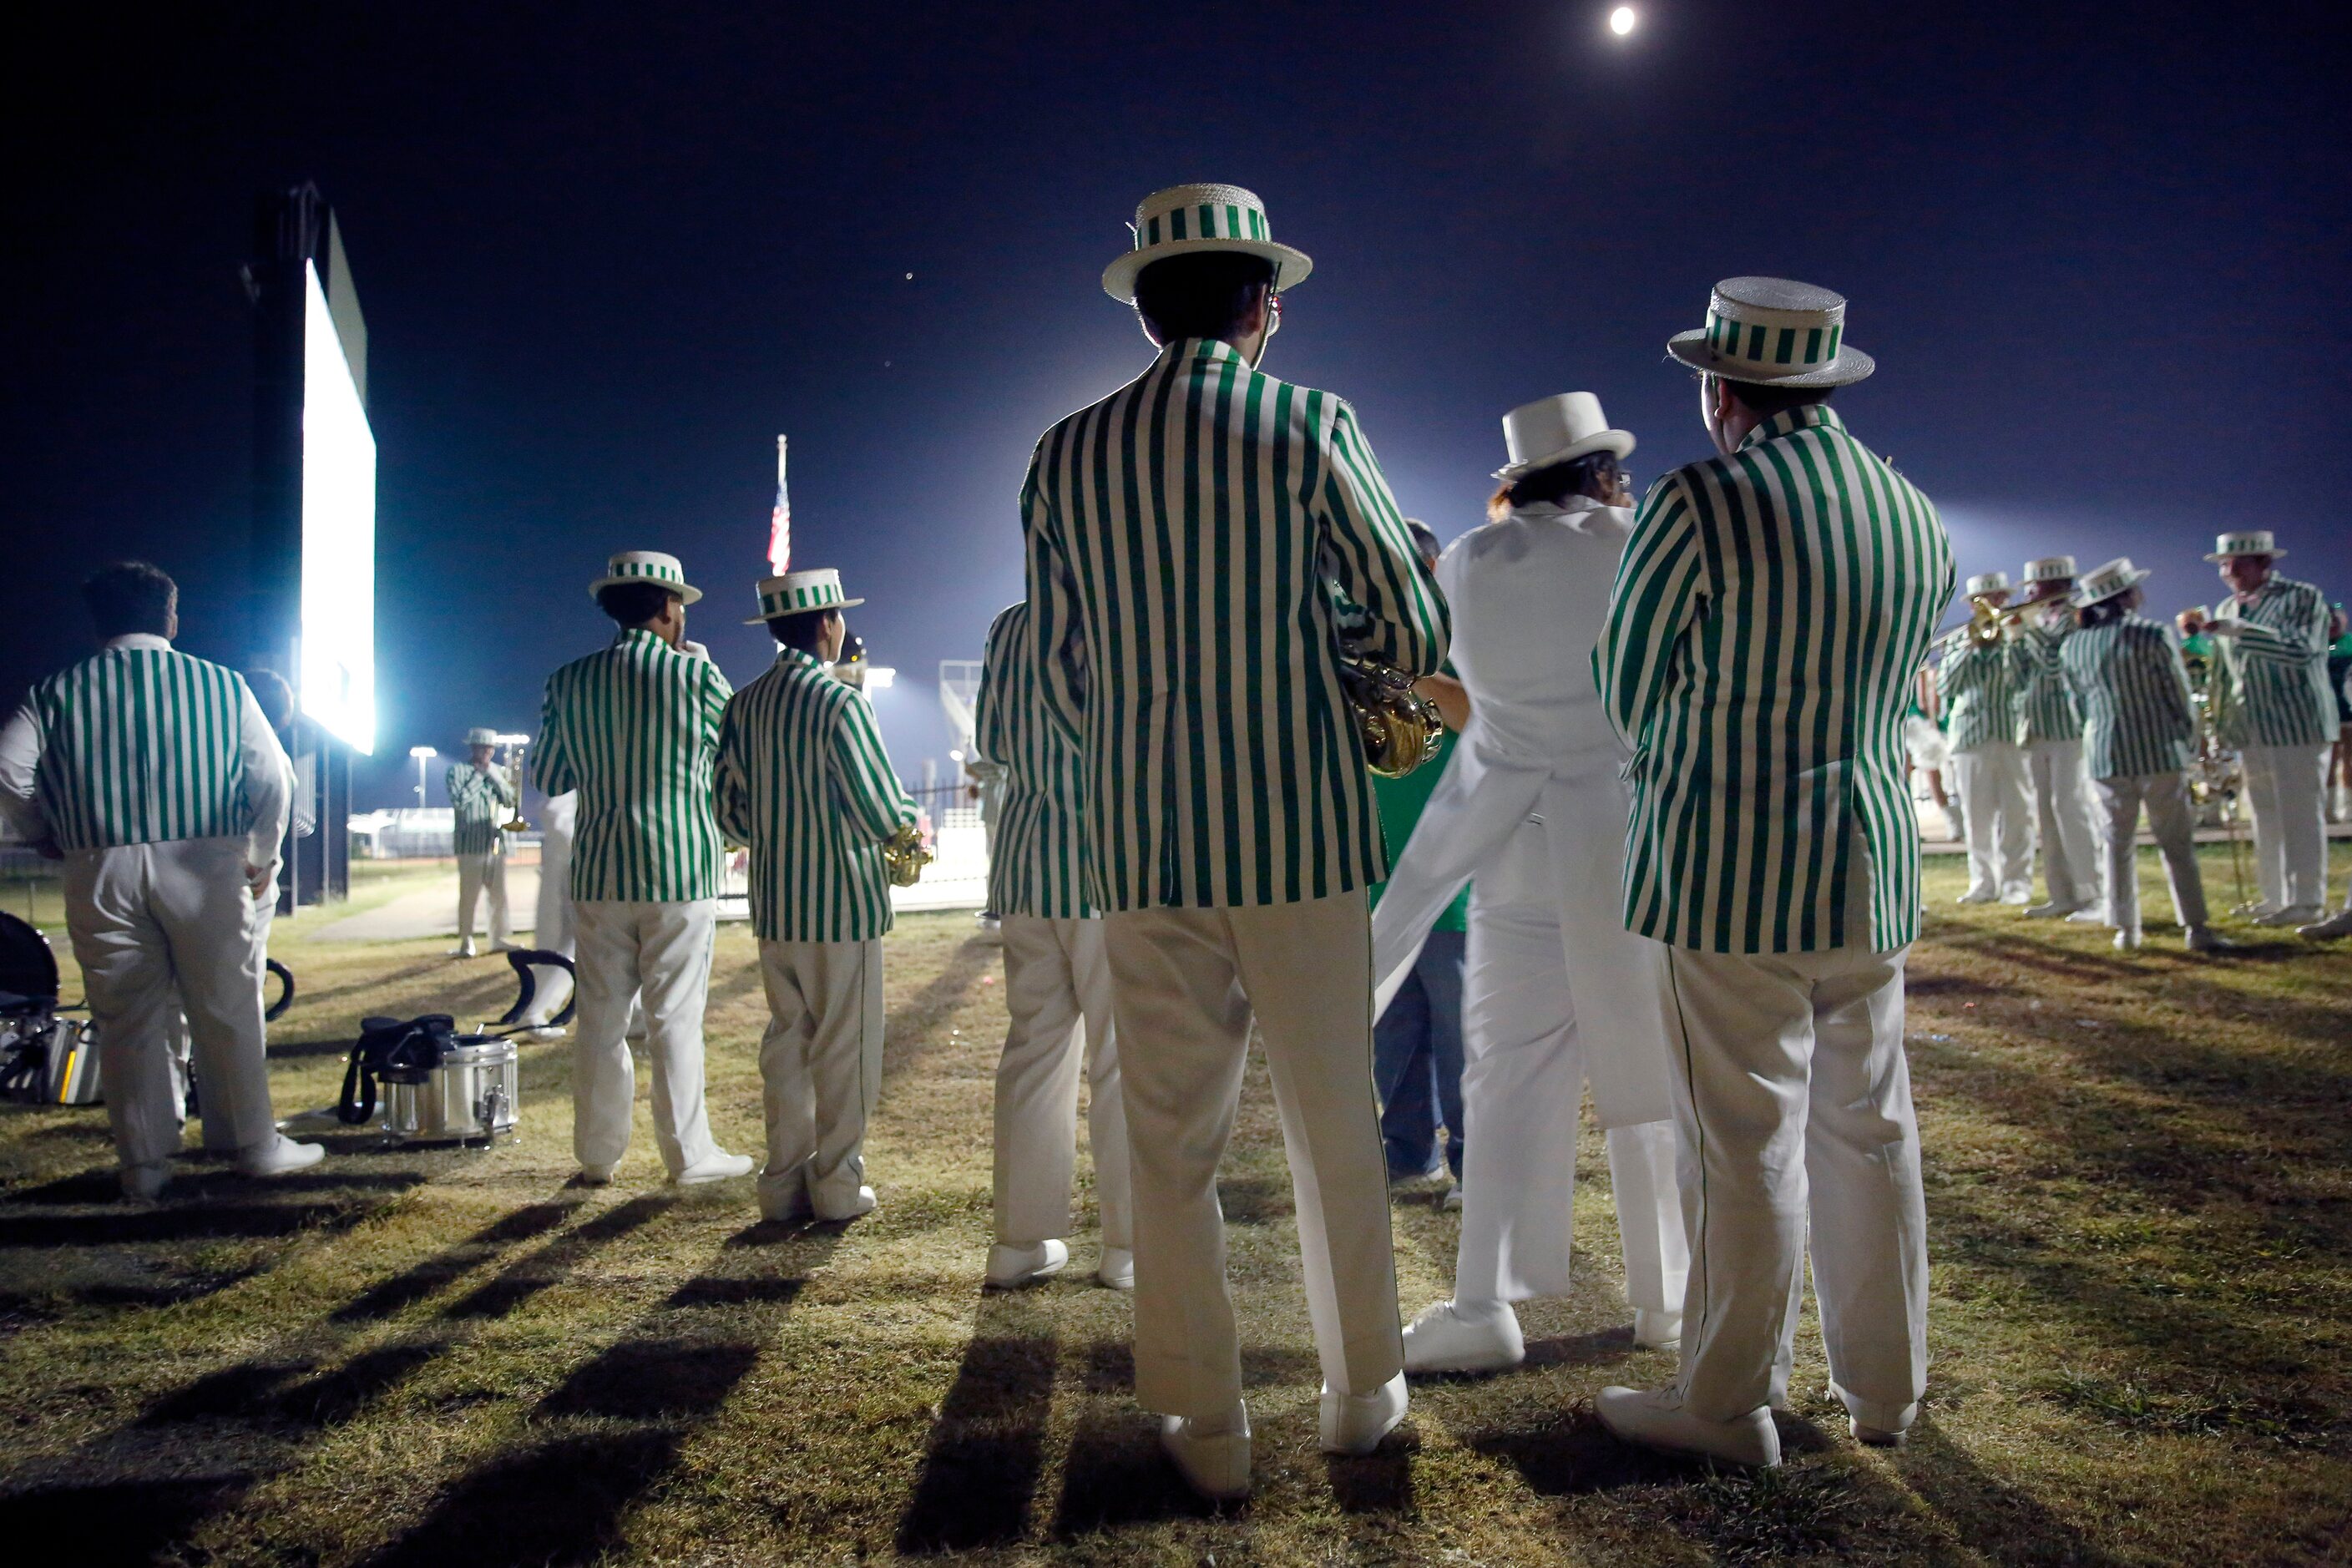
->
<box><xmin>2011</xmin><ymin>557</ymin><xmax>2102</xmax><ymax>918</ymax></box>
<box><xmin>2061</xmin><ymin>559</ymin><xmax>2224</xmax><ymax>952</ymax></box>
<box><xmin>716</xmin><ymin>569</ymin><xmax>916</xmax><ymax>1223</ymax></box>
<box><xmin>2199</xmin><ymin>531</ymin><xmax>2336</xmax><ymax>927</ymax></box>
<box><xmin>1368</xmin><ymin>392</ymin><xmax>1687</xmax><ymax>1377</ymax></box>
<box><xmin>1024</xmin><ymin>184</ymin><xmax>1446</xmax><ymax>1499</ymax></box>
<box><xmin>1941</xmin><ymin>571</ymin><xmax>2035</xmax><ymax>904</ymax></box>
<box><xmin>0</xmin><ymin>563</ymin><xmax>322</xmax><ymax>1199</ymax></box>
<box><xmin>972</xmin><ymin>600</ymin><xmax>1131</xmax><ymax>1288</ymax></box>
<box><xmin>518</xmin><ymin>787</ymin><xmax>579</xmax><ymax>1039</ymax></box>
<box><xmin>447</xmin><ymin>726</ymin><xmax>515</xmax><ymax>958</ymax></box>
<box><xmin>536</xmin><ymin>550</ymin><xmax>751</xmax><ymax>1187</ymax></box>
<box><xmin>1593</xmin><ymin>280</ymin><xmax>1950</xmax><ymax>1468</ymax></box>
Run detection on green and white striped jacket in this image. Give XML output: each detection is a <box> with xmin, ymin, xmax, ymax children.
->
<box><xmin>2014</xmin><ymin>621</ymin><xmax>2086</xmax><ymax>743</ymax></box>
<box><xmin>1938</xmin><ymin>637</ymin><xmax>2028</xmax><ymax>751</ymax></box>
<box><xmin>1595</xmin><ymin>405</ymin><xmax>1954</xmax><ymax>954</ymax></box>
<box><xmin>2214</xmin><ymin>574</ymin><xmax>2334</xmax><ymax>749</ymax></box>
<box><xmin>974</xmin><ymin>601</ymin><xmax>1093</xmax><ymax>920</ymax></box>
<box><xmin>2061</xmin><ymin>613</ymin><xmax>2194</xmax><ymax>779</ymax></box>
<box><xmin>445</xmin><ymin>763</ymin><xmax>514</xmax><ymax>857</ymax></box>
<box><xmin>1021</xmin><ymin>336</ymin><xmax>1449</xmax><ymax>912</ymax></box>
<box><xmin>536</xmin><ymin>629</ymin><xmax>731</xmax><ymax>903</ymax></box>
<box><xmin>716</xmin><ymin>647</ymin><xmax>914</xmax><ymax>943</ymax></box>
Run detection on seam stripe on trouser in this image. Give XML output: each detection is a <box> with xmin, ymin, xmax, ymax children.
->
<box><xmin>1103</xmin><ymin>890</ymin><xmax>1402</xmax><ymax>1420</ymax></box>
<box><xmin>755</xmin><ymin>936</ymin><xmax>886</xmax><ymax>1217</ymax></box>
<box><xmin>992</xmin><ymin>913</ymin><xmax>1132</xmax><ymax>1248</ymax></box>
<box><xmin>571</xmin><ymin>898</ymin><xmax>721</xmax><ymax>1175</ymax></box>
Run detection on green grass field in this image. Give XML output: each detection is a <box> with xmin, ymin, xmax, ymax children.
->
<box><xmin>0</xmin><ymin>845</ymin><xmax>2345</xmax><ymax>1565</ymax></box>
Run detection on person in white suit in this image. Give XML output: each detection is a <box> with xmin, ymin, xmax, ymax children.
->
<box><xmin>1369</xmin><ymin>393</ymin><xmax>1688</xmax><ymax>1373</ymax></box>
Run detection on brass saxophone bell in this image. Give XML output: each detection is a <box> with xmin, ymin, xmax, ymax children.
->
<box><xmin>879</xmin><ymin>820</ymin><xmax>934</xmax><ymax>888</ymax></box>
<box><xmin>1341</xmin><ymin>657</ymin><xmax>1446</xmax><ymax>779</ymax></box>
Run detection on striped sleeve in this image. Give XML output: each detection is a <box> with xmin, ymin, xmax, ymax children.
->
<box><xmin>1021</xmin><ymin>443</ymin><xmax>1088</xmax><ymax>746</ymax></box>
<box><xmin>1595</xmin><ymin>476</ymin><xmax>1706</xmax><ymax>750</ymax></box>
<box><xmin>1313</xmin><ymin>398</ymin><xmax>1449</xmax><ymax>679</ymax></box>
<box><xmin>2233</xmin><ymin>586</ymin><xmax>2328</xmax><ymax>665</ymax></box>
<box><xmin>534</xmin><ymin>673</ymin><xmax>578</xmax><ymax>798</ymax></box>
<box><xmin>713</xmin><ymin>698</ymin><xmax>754</xmax><ymax>845</ymax></box>
<box><xmin>828</xmin><ymin>691</ymin><xmax>915</xmax><ymax>843</ymax></box>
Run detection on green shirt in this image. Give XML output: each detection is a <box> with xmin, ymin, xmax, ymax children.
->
<box><xmin>1368</xmin><ymin>729</ymin><xmax>1467</xmax><ymax>933</ymax></box>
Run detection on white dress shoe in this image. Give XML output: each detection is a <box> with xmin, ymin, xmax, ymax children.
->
<box><xmin>1441</xmin><ymin>1182</ymin><xmax>1463</xmax><ymax>1212</ymax></box>
<box><xmin>1402</xmin><ymin>1299</ymin><xmax>1525</xmax><ymax>1373</ymax></box>
<box><xmin>817</xmin><ymin>1184</ymin><xmax>878</xmax><ymax>1222</ymax></box>
<box><xmin>2113</xmin><ymin>928</ymin><xmax>2142</xmax><ymax>951</ymax></box>
<box><xmin>2298</xmin><ymin>908</ymin><xmax>2352</xmax><ymax>939</ymax></box>
<box><xmin>1097</xmin><ymin>1246</ymin><xmax>1135</xmax><ymax>1291</ymax></box>
<box><xmin>1318</xmin><ymin>1372</ymin><xmax>1408</xmax><ymax>1454</ymax></box>
<box><xmin>985</xmin><ymin>1239</ymin><xmax>1069</xmax><ymax>1288</ymax></box>
<box><xmin>520</xmin><ymin>1025</ymin><xmax>567</xmax><ymax>1042</ymax></box>
<box><xmin>1633</xmin><ymin>1308</ymin><xmax>1683</xmax><ymax>1348</ymax></box>
<box><xmin>674</xmin><ymin>1151</ymin><xmax>755</xmax><ymax>1185</ymax></box>
<box><xmin>1999</xmin><ymin>888</ymin><xmax>2033</xmax><ymax>906</ymax></box>
<box><xmin>1832</xmin><ymin>1382</ymin><xmax>1916</xmax><ymax>1446</ymax></box>
<box><xmin>235</xmin><ymin>1135</ymin><xmax>325</xmax><ymax>1177</ymax></box>
<box><xmin>1160</xmin><ymin>1405</ymin><xmax>1251</xmax><ymax>1501</ymax></box>
<box><xmin>1955</xmin><ymin>888</ymin><xmax>1999</xmax><ymax>905</ymax></box>
<box><xmin>448</xmin><ymin>940</ymin><xmax>478</xmax><ymax>959</ymax></box>
<box><xmin>2066</xmin><ymin>905</ymin><xmax>2111</xmax><ymax>923</ymax></box>
<box><xmin>1596</xmin><ymin>1385</ymin><xmax>1779</xmax><ymax>1467</ymax></box>
<box><xmin>2183</xmin><ymin>925</ymin><xmax>2233</xmax><ymax>953</ymax></box>
<box><xmin>121</xmin><ymin>1161</ymin><xmax>171</xmax><ymax>1202</ymax></box>
<box><xmin>578</xmin><ymin>1163</ymin><xmax>615</xmax><ymax>1186</ymax></box>
<box><xmin>2232</xmin><ymin>900</ymin><xmax>2279</xmax><ymax>919</ymax></box>
<box><xmin>2256</xmin><ymin>903</ymin><xmax>2324</xmax><ymax>928</ymax></box>
<box><xmin>2024</xmin><ymin>898</ymin><xmax>2092</xmax><ymax>919</ymax></box>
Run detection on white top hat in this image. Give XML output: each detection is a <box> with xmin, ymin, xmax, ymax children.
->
<box><xmin>464</xmin><ymin>726</ymin><xmax>498</xmax><ymax>747</ymax></box>
<box><xmin>1965</xmin><ymin>570</ymin><xmax>2012</xmax><ymax>599</ymax></box>
<box><xmin>2072</xmin><ymin>557</ymin><xmax>2151</xmax><ymax>607</ymax></box>
<box><xmin>2022</xmin><ymin>555</ymin><xmax>2076</xmax><ymax>583</ymax></box>
<box><xmin>1493</xmin><ymin>392</ymin><xmax>1635</xmax><ymax>481</ymax></box>
<box><xmin>744</xmin><ymin>568</ymin><xmax>864</xmax><ymax>625</ymax></box>
<box><xmin>589</xmin><ymin>549</ymin><xmax>702</xmax><ymax>605</ymax></box>
<box><xmin>2205</xmin><ymin>529</ymin><xmax>2284</xmax><ymax>561</ymax></box>
<box><xmin>1102</xmin><ymin>184</ymin><xmax>1313</xmax><ymax>303</ymax></box>
<box><xmin>1667</xmin><ymin>276</ymin><xmax>1875</xmax><ymax>388</ymax></box>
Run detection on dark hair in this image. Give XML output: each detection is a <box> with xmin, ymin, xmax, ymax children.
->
<box><xmin>1403</xmin><ymin>518</ymin><xmax>1440</xmax><ymax>568</ymax></box>
<box><xmin>244</xmin><ymin>669</ymin><xmax>295</xmax><ymax>733</ymax></box>
<box><xmin>1488</xmin><ymin>452</ymin><xmax>1620</xmax><ymax>521</ymax></box>
<box><xmin>767</xmin><ymin>607</ymin><xmax>840</xmax><ymax>655</ymax></box>
<box><xmin>1712</xmin><ymin>374</ymin><xmax>1836</xmax><ymax>420</ymax></box>
<box><xmin>596</xmin><ymin>581</ymin><xmax>679</xmax><ymax>627</ymax></box>
<box><xmin>2077</xmin><ymin>597</ymin><xmax>2127</xmax><ymax>629</ymax></box>
<box><xmin>83</xmin><ymin>561</ymin><xmax>177</xmax><ymax>639</ymax></box>
<box><xmin>1134</xmin><ymin>251</ymin><xmax>1277</xmax><ymax>344</ymax></box>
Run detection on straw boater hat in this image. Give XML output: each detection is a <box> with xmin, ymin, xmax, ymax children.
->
<box><xmin>1102</xmin><ymin>184</ymin><xmax>1313</xmax><ymax>303</ymax></box>
<box><xmin>1667</xmin><ymin>276</ymin><xmax>1875</xmax><ymax>388</ymax></box>
<box><xmin>1965</xmin><ymin>570</ymin><xmax>2012</xmax><ymax>599</ymax></box>
<box><xmin>1494</xmin><ymin>392</ymin><xmax>1635</xmax><ymax>481</ymax></box>
<box><xmin>588</xmin><ymin>549</ymin><xmax>701</xmax><ymax>605</ymax></box>
<box><xmin>2022</xmin><ymin>555</ymin><xmax>2076</xmax><ymax>583</ymax></box>
<box><xmin>2072</xmin><ymin>557</ymin><xmax>2151</xmax><ymax>607</ymax></box>
<box><xmin>464</xmin><ymin>726</ymin><xmax>498</xmax><ymax>747</ymax></box>
<box><xmin>744</xmin><ymin>568</ymin><xmax>864</xmax><ymax>625</ymax></box>
<box><xmin>2205</xmin><ymin>529</ymin><xmax>2284</xmax><ymax>562</ymax></box>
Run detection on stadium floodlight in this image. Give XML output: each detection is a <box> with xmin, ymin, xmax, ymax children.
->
<box><xmin>408</xmin><ymin>745</ymin><xmax>437</xmax><ymax>807</ymax></box>
<box><xmin>863</xmin><ymin>665</ymin><xmax>897</xmax><ymax>690</ymax></box>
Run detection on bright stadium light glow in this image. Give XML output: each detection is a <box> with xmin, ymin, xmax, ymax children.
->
<box><xmin>299</xmin><ymin>260</ymin><xmax>377</xmax><ymax>753</ymax></box>
<box><xmin>1610</xmin><ymin>6</ymin><xmax>1637</xmax><ymax>35</ymax></box>
<box><xmin>864</xmin><ymin>665</ymin><xmax>897</xmax><ymax>690</ymax></box>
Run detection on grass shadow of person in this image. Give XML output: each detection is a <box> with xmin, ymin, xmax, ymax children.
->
<box><xmin>894</xmin><ymin>1292</ymin><xmax>1061</xmax><ymax>1554</ymax></box>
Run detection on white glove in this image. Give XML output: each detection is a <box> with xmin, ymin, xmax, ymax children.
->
<box><xmin>2203</xmin><ymin>618</ymin><xmax>2248</xmax><ymax>639</ymax></box>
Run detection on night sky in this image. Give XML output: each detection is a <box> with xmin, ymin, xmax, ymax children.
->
<box><xmin>5</xmin><ymin>2</ymin><xmax>2345</xmax><ymax>809</ymax></box>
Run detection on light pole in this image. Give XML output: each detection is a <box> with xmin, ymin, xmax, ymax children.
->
<box><xmin>409</xmin><ymin>745</ymin><xmax>437</xmax><ymax>808</ymax></box>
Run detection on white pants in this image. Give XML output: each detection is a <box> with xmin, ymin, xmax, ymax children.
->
<box><xmin>456</xmin><ymin>852</ymin><xmax>509</xmax><ymax>947</ymax></box>
<box><xmin>2026</xmin><ymin>740</ymin><xmax>2101</xmax><ymax>908</ymax></box>
<box><xmin>572</xmin><ymin>899</ymin><xmax>720</xmax><ymax>1175</ymax></box>
<box><xmin>756</xmin><ymin>937</ymin><xmax>885</xmax><ymax>1218</ymax></box>
<box><xmin>1657</xmin><ymin>941</ymin><xmax>1929</xmax><ymax>1433</ymax></box>
<box><xmin>2093</xmin><ymin>772</ymin><xmax>2210</xmax><ymax>933</ymax></box>
<box><xmin>992</xmin><ymin>914</ymin><xmax>1131</xmax><ymax>1249</ymax></box>
<box><xmin>64</xmin><ymin>838</ymin><xmax>280</xmax><ymax>1170</ymax></box>
<box><xmin>1103</xmin><ymin>890</ymin><xmax>1401</xmax><ymax>1420</ymax></box>
<box><xmin>1950</xmin><ymin>742</ymin><xmax>2034</xmax><ymax>900</ymax></box>
<box><xmin>2242</xmin><ymin>744</ymin><xmax>2331</xmax><ymax>910</ymax></box>
<box><xmin>1455</xmin><ymin>891</ymin><xmax>1687</xmax><ymax>1313</ymax></box>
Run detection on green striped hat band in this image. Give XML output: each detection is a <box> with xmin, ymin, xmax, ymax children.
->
<box><xmin>1703</xmin><ymin>309</ymin><xmax>1844</xmax><ymax>372</ymax></box>
<box><xmin>760</xmin><ymin>581</ymin><xmax>846</xmax><ymax>618</ymax></box>
<box><xmin>609</xmin><ymin>559</ymin><xmax>685</xmax><ymax>585</ymax></box>
<box><xmin>1136</xmin><ymin>200</ymin><xmax>1272</xmax><ymax>250</ymax></box>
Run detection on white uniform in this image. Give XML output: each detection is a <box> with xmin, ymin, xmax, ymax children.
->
<box><xmin>523</xmin><ymin>791</ymin><xmax>579</xmax><ymax>1026</ymax></box>
<box><xmin>1371</xmin><ymin>496</ymin><xmax>1687</xmax><ymax>1318</ymax></box>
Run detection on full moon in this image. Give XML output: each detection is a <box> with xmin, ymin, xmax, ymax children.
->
<box><xmin>1609</xmin><ymin>6</ymin><xmax>1636</xmax><ymax>35</ymax></box>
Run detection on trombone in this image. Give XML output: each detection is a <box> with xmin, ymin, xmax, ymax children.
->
<box><xmin>1925</xmin><ymin>596</ymin><xmax>2045</xmax><ymax>659</ymax></box>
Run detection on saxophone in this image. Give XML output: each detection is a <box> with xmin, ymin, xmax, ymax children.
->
<box><xmin>879</xmin><ymin>818</ymin><xmax>934</xmax><ymax>887</ymax></box>
<box><xmin>1340</xmin><ymin>656</ymin><xmax>1446</xmax><ymax>779</ymax></box>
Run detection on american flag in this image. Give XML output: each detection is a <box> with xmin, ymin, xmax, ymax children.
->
<box><xmin>767</xmin><ymin>434</ymin><xmax>791</xmax><ymax>575</ymax></box>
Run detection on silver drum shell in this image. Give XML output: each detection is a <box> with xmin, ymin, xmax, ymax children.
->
<box><xmin>385</xmin><ymin>1037</ymin><xmax>519</xmax><ymax>1142</ymax></box>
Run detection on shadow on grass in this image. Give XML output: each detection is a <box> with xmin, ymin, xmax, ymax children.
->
<box><xmin>333</xmin><ymin>1197</ymin><xmax>582</xmax><ymax>1323</ymax></box>
<box><xmin>1894</xmin><ymin>1414</ymin><xmax>2132</xmax><ymax>1567</ymax></box>
<box><xmin>895</xmin><ymin>1305</ymin><xmax>1060</xmax><ymax>1553</ymax></box>
<box><xmin>880</xmin><ymin>936</ymin><xmax>997</xmax><ymax>1077</ymax></box>
<box><xmin>1053</xmin><ymin>1407</ymin><xmax>1223</xmax><ymax>1535</ymax></box>
<box><xmin>441</xmin><ymin>1192</ymin><xmax>673</xmax><ymax>1319</ymax></box>
<box><xmin>361</xmin><ymin>1430</ymin><xmax>682</xmax><ymax>1568</ymax></box>
<box><xmin>0</xmin><ymin>1475</ymin><xmax>256</xmax><ymax>1563</ymax></box>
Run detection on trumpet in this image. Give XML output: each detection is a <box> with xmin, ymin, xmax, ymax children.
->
<box><xmin>879</xmin><ymin>818</ymin><xmax>933</xmax><ymax>887</ymax></box>
<box><xmin>1925</xmin><ymin>597</ymin><xmax>2042</xmax><ymax>657</ymax></box>
<box><xmin>499</xmin><ymin>738</ymin><xmax>530</xmax><ymax>833</ymax></box>
<box><xmin>1341</xmin><ymin>655</ymin><xmax>1447</xmax><ymax>779</ymax></box>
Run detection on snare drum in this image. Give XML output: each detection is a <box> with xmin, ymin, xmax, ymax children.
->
<box><xmin>385</xmin><ymin>1034</ymin><xmax>518</xmax><ymax>1144</ymax></box>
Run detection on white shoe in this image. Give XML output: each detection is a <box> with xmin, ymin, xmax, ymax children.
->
<box><xmin>1441</xmin><ymin>1182</ymin><xmax>1463</xmax><ymax>1212</ymax></box>
<box><xmin>1097</xmin><ymin>1246</ymin><xmax>1135</xmax><ymax>1291</ymax></box>
<box><xmin>489</xmin><ymin>940</ymin><xmax>518</xmax><ymax>953</ymax></box>
<box><xmin>2233</xmin><ymin>900</ymin><xmax>2279</xmax><ymax>919</ymax></box>
<box><xmin>520</xmin><ymin>1025</ymin><xmax>567</xmax><ymax>1043</ymax></box>
<box><xmin>448</xmin><ymin>940</ymin><xmax>478</xmax><ymax>959</ymax></box>
<box><xmin>2183</xmin><ymin>925</ymin><xmax>2233</xmax><ymax>953</ymax></box>
<box><xmin>1633</xmin><ymin>1308</ymin><xmax>1683</xmax><ymax>1349</ymax></box>
<box><xmin>1999</xmin><ymin>888</ymin><xmax>2033</xmax><ymax>906</ymax></box>
<box><xmin>1403</xmin><ymin>1299</ymin><xmax>1524</xmax><ymax>1373</ymax></box>
<box><xmin>985</xmin><ymin>1239</ymin><xmax>1069</xmax><ymax>1288</ymax></box>
<box><xmin>2298</xmin><ymin>908</ymin><xmax>2352</xmax><ymax>939</ymax></box>
<box><xmin>1159</xmin><ymin>1406</ymin><xmax>1251</xmax><ymax>1501</ymax></box>
<box><xmin>235</xmin><ymin>1135</ymin><xmax>325</xmax><ymax>1177</ymax></box>
<box><xmin>674</xmin><ymin>1151</ymin><xmax>755</xmax><ymax>1186</ymax></box>
<box><xmin>578</xmin><ymin>1163</ymin><xmax>615</xmax><ymax>1186</ymax></box>
<box><xmin>2066</xmin><ymin>906</ymin><xmax>2112</xmax><ymax>924</ymax></box>
<box><xmin>817</xmin><ymin>1184</ymin><xmax>878</xmax><ymax>1222</ymax></box>
<box><xmin>121</xmin><ymin>1161</ymin><xmax>171</xmax><ymax>1202</ymax></box>
<box><xmin>2256</xmin><ymin>903</ymin><xmax>2324</xmax><ymax>928</ymax></box>
<box><xmin>2024</xmin><ymin>899</ymin><xmax>2093</xmax><ymax>919</ymax></box>
<box><xmin>1596</xmin><ymin>1385</ymin><xmax>1779</xmax><ymax>1467</ymax></box>
<box><xmin>1955</xmin><ymin>888</ymin><xmax>1999</xmax><ymax>905</ymax></box>
<box><xmin>2113</xmin><ymin>928</ymin><xmax>2142</xmax><ymax>950</ymax></box>
<box><xmin>1318</xmin><ymin>1373</ymin><xmax>1408</xmax><ymax>1454</ymax></box>
<box><xmin>1832</xmin><ymin>1382</ymin><xmax>1917</xmax><ymax>1447</ymax></box>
